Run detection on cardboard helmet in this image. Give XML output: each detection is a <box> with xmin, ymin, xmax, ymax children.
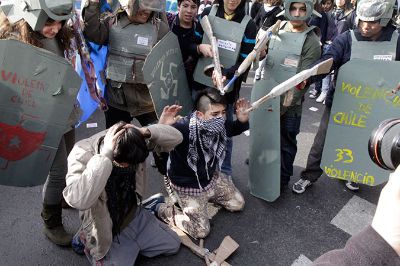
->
<box><xmin>277</xmin><ymin>0</ymin><xmax>321</xmax><ymax>20</ymax></box>
<box><xmin>118</xmin><ymin>0</ymin><xmax>164</xmax><ymax>17</ymax></box>
<box><xmin>0</xmin><ymin>0</ymin><xmax>74</xmax><ymax>31</ymax></box>
<box><xmin>356</xmin><ymin>0</ymin><xmax>396</xmax><ymax>26</ymax></box>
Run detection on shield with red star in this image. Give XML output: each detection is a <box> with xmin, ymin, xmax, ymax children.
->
<box><xmin>0</xmin><ymin>40</ymin><xmax>81</xmax><ymax>187</ymax></box>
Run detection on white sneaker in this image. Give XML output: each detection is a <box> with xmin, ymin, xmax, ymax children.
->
<box><xmin>345</xmin><ymin>181</ymin><xmax>360</xmax><ymax>191</ymax></box>
<box><xmin>316</xmin><ymin>91</ymin><xmax>327</xmax><ymax>103</ymax></box>
<box><xmin>309</xmin><ymin>88</ymin><xmax>318</xmax><ymax>98</ymax></box>
<box><xmin>292</xmin><ymin>178</ymin><xmax>312</xmax><ymax>194</ymax></box>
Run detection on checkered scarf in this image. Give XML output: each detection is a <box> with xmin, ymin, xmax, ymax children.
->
<box><xmin>187</xmin><ymin>112</ymin><xmax>227</xmax><ymax>189</ymax></box>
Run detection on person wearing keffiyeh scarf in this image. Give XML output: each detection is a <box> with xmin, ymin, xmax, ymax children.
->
<box><xmin>156</xmin><ymin>88</ymin><xmax>251</xmax><ymax>239</ymax></box>
<box><xmin>187</xmin><ymin>113</ymin><xmax>228</xmax><ymax>189</ymax></box>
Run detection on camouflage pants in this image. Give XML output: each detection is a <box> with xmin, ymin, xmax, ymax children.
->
<box><xmin>157</xmin><ymin>172</ymin><xmax>245</xmax><ymax>239</ymax></box>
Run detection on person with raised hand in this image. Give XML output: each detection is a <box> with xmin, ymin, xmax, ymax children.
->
<box><xmin>63</xmin><ymin>106</ymin><xmax>183</xmax><ymax>265</ymax></box>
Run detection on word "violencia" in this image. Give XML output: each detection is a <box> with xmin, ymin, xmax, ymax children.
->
<box><xmin>324</xmin><ymin>165</ymin><xmax>374</xmax><ymax>185</ymax></box>
<box><xmin>341</xmin><ymin>81</ymin><xmax>400</xmax><ymax>107</ymax></box>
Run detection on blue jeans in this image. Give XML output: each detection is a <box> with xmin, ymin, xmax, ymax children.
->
<box><xmin>221</xmin><ymin>104</ymin><xmax>233</xmax><ymax>176</ymax></box>
<box><xmin>280</xmin><ymin>113</ymin><xmax>301</xmax><ymax>186</ymax></box>
<box><xmin>321</xmin><ymin>44</ymin><xmax>332</xmax><ymax>94</ymax></box>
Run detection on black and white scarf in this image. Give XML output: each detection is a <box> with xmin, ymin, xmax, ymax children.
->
<box><xmin>187</xmin><ymin>112</ymin><xmax>227</xmax><ymax>189</ymax></box>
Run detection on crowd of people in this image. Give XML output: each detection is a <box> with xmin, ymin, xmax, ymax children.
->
<box><xmin>1</xmin><ymin>0</ymin><xmax>400</xmax><ymax>264</ymax></box>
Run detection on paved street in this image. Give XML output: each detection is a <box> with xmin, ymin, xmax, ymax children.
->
<box><xmin>0</xmin><ymin>73</ymin><xmax>384</xmax><ymax>265</ymax></box>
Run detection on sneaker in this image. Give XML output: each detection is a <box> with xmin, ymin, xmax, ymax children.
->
<box><xmin>309</xmin><ymin>88</ymin><xmax>318</xmax><ymax>98</ymax></box>
<box><xmin>142</xmin><ymin>193</ymin><xmax>165</xmax><ymax>214</ymax></box>
<box><xmin>345</xmin><ymin>181</ymin><xmax>360</xmax><ymax>191</ymax></box>
<box><xmin>71</xmin><ymin>235</ymin><xmax>85</xmax><ymax>255</ymax></box>
<box><xmin>316</xmin><ymin>91</ymin><xmax>327</xmax><ymax>103</ymax></box>
<box><xmin>292</xmin><ymin>178</ymin><xmax>312</xmax><ymax>194</ymax></box>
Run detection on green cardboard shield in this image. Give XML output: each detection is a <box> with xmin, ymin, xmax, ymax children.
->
<box><xmin>0</xmin><ymin>40</ymin><xmax>81</xmax><ymax>187</ymax></box>
<box><xmin>321</xmin><ymin>59</ymin><xmax>400</xmax><ymax>186</ymax></box>
<box><xmin>249</xmin><ymin>79</ymin><xmax>281</xmax><ymax>202</ymax></box>
<box><xmin>142</xmin><ymin>32</ymin><xmax>193</xmax><ymax>117</ymax></box>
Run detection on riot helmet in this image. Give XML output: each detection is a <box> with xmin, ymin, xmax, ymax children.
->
<box><xmin>0</xmin><ymin>0</ymin><xmax>74</xmax><ymax>31</ymax></box>
<box><xmin>277</xmin><ymin>0</ymin><xmax>321</xmax><ymax>20</ymax></box>
<box><xmin>356</xmin><ymin>0</ymin><xmax>396</xmax><ymax>26</ymax></box>
<box><xmin>119</xmin><ymin>0</ymin><xmax>165</xmax><ymax>17</ymax></box>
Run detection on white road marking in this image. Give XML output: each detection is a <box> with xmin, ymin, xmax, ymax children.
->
<box><xmin>330</xmin><ymin>195</ymin><xmax>376</xmax><ymax>236</ymax></box>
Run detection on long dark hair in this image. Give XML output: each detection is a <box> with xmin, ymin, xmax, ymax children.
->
<box><xmin>112</xmin><ymin>122</ymin><xmax>149</xmax><ymax>165</ymax></box>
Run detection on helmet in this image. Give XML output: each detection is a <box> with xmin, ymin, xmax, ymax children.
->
<box><xmin>0</xmin><ymin>0</ymin><xmax>74</xmax><ymax>31</ymax></box>
<box><xmin>356</xmin><ymin>0</ymin><xmax>396</xmax><ymax>26</ymax></box>
<box><xmin>119</xmin><ymin>0</ymin><xmax>165</xmax><ymax>17</ymax></box>
<box><xmin>277</xmin><ymin>0</ymin><xmax>321</xmax><ymax>21</ymax></box>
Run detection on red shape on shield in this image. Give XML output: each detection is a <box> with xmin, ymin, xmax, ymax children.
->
<box><xmin>0</xmin><ymin>122</ymin><xmax>46</xmax><ymax>161</ymax></box>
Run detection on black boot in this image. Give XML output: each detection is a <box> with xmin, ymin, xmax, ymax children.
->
<box><xmin>41</xmin><ymin>203</ymin><xmax>72</xmax><ymax>246</ymax></box>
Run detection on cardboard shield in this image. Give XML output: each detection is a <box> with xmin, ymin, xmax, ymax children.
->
<box><xmin>321</xmin><ymin>59</ymin><xmax>400</xmax><ymax>186</ymax></box>
<box><xmin>142</xmin><ymin>32</ymin><xmax>193</xmax><ymax>117</ymax></box>
<box><xmin>0</xmin><ymin>40</ymin><xmax>81</xmax><ymax>187</ymax></box>
<box><xmin>249</xmin><ymin>78</ymin><xmax>281</xmax><ymax>202</ymax></box>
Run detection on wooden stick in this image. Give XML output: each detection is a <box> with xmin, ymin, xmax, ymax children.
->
<box><xmin>170</xmin><ymin>226</ymin><xmax>236</xmax><ymax>265</ymax></box>
<box><xmin>201</xmin><ymin>15</ymin><xmax>224</xmax><ymax>95</ymax></box>
<box><xmin>212</xmin><ymin>236</ymin><xmax>239</xmax><ymax>265</ymax></box>
<box><xmin>247</xmin><ymin>58</ymin><xmax>333</xmax><ymax>112</ymax></box>
<box><xmin>222</xmin><ymin>20</ymin><xmax>281</xmax><ymax>94</ymax></box>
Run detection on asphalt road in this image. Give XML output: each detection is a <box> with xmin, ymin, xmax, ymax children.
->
<box><xmin>0</xmin><ymin>73</ymin><xmax>383</xmax><ymax>266</ymax></box>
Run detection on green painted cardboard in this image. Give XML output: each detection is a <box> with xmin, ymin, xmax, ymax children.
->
<box><xmin>0</xmin><ymin>40</ymin><xmax>81</xmax><ymax>187</ymax></box>
<box><xmin>142</xmin><ymin>32</ymin><xmax>193</xmax><ymax>117</ymax></box>
<box><xmin>321</xmin><ymin>59</ymin><xmax>400</xmax><ymax>186</ymax></box>
<box><xmin>249</xmin><ymin>79</ymin><xmax>281</xmax><ymax>202</ymax></box>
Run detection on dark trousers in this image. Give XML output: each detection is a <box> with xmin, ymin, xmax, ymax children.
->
<box><xmin>280</xmin><ymin>113</ymin><xmax>301</xmax><ymax>186</ymax></box>
<box><xmin>221</xmin><ymin>103</ymin><xmax>233</xmax><ymax>176</ymax></box>
<box><xmin>104</xmin><ymin>105</ymin><xmax>158</xmax><ymax>128</ymax></box>
<box><xmin>301</xmin><ymin>106</ymin><xmax>331</xmax><ymax>182</ymax></box>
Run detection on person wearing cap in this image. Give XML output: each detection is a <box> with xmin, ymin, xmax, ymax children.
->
<box><xmin>292</xmin><ymin>0</ymin><xmax>400</xmax><ymax>194</ymax></box>
<box><xmin>255</xmin><ymin>0</ymin><xmax>321</xmax><ymax>191</ymax></box>
<box><xmin>81</xmin><ymin>0</ymin><xmax>169</xmax><ymax>128</ymax></box>
<box><xmin>0</xmin><ymin>0</ymin><xmax>82</xmax><ymax>246</ymax></box>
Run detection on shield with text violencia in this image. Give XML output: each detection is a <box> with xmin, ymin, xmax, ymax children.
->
<box><xmin>322</xmin><ymin>59</ymin><xmax>400</xmax><ymax>186</ymax></box>
<box><xmin>0</xmin><ymin>40</ymin><xmax>81</xmax><ymax>187</ymax></box>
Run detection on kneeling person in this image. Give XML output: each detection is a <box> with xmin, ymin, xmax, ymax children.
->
<box><xmin>63</xmin><ymin>116</ymin><xmax>183</xmax><ymax>265</ymax></box>
<box><xmin>155</xmin><ymin>88</ymin><xmax>250</xmax><ymax>239</ymax></box>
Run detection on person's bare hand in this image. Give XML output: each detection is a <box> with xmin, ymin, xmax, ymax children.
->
<box><xmin>198</xmin><ymin>44</ymin><xmax>213</xmax><ymax>57</ymax></box>
<box><xmin>211</xmin><ymin>70</ymin><xmax>226</xmax><ymax>88</ymax></box>
<box><xmin>295</xmin><ymin>80</ymin><xmax>308</xmax><ymax>90</ymax></box>
<box><xmin>103</xmin><ymin>123</ymin><xmax>126</xmax><ymax>154</ymax></box>
<box><xmin>235</xmin><ymin>98</ymin><xmax>250</xmax><ymax>123</ymax></box>
<box><xmin>123</xmin><ymin>124</ymin><xmax>151</xmax><ymax>138</ymax></box>
<box><xmin>158</xmin><ymin>105</ymin><xmax>182</xmax><ymax>125</ymax></box>
<box><xmin>372</xmin><ymin>165</ymin><xmax>400</xmax><ymax>256</ymax></box>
